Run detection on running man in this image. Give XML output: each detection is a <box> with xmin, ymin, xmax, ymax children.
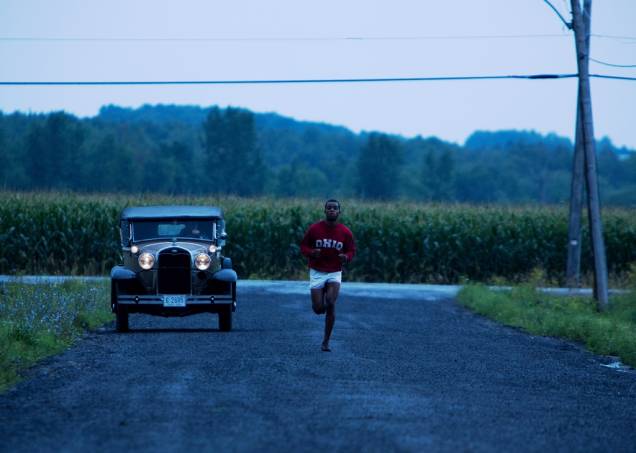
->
<box><xmin>300</xmin><ymin>199</ymin><xmax>356</xmax><ymax>352</ymax></box>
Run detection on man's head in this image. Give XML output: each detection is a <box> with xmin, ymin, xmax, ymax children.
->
<box><xmin>324</xmin><ymin>199</ymin><xmax>341</xmax><ymax>222</ymax></box>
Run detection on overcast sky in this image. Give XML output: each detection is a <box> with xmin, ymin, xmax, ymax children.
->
<box><xmin>1</xmin><ymin>0</ymin><xmax>635</xmax><ymax>148</ymax></box>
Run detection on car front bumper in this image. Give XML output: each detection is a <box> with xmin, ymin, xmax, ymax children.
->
<box><xmin>116</xmin><ymin>294</ymin><xmax>234</xmax><ymax>305</ymax></box>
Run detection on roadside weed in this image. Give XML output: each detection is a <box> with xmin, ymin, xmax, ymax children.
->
<box><xmin>0</xmin><ymin>280</ymin><xmax>111</xmax><ymax>391</ymax></box>
<box><xmin>457</xmin><ymin>284</ymin><xmax>636</xmax><ymax>367</ymax></box>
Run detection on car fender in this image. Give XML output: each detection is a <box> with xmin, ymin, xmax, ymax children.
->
<box><xmin>111</xmin><ymin>265</ymin><xmax>137</xmax><ymax>281</ymax></box>
<box><xmin>213</xmin><ymin>268</ymin><xmax>238</xmax><ymax>282</ymax></box>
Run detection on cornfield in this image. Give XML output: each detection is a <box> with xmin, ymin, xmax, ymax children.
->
<box><xmin>1</xmin><ymin>191</ymin><xmax>634</xmax><ymax>284</ymax></box>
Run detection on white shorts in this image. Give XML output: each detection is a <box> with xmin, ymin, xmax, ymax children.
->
<box><xmin>309</xmin><ymin>269</ymin><xmax>342</xmax><ymax>290</ymax></box>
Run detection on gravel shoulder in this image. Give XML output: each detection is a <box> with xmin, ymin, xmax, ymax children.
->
<box><xmin>1</xmin><ymin>282</ymin><xmax>635</xmax><ymax>452</ymax></box>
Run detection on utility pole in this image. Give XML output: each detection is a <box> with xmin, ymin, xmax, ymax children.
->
<box><xmin>566</xmin><ymin>105</ymin><xmax>584</xmax><ymax>287</ymax></box>
<box><xmin>565</xmin><ymin>0</ymin><xmax>590</xmax><ymax>288</ymax></box>
<box><xmin>570</xmin><ymin>0</ymin><xmax>609</xmax><ymax>309</ymax></box>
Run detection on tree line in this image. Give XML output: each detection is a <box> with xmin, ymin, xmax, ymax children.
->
<box><xmin>0</xmin><ymin>104</ymin><xmax>634</xmax><ymax>205</ymax></box>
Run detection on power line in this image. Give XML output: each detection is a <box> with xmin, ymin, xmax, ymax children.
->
<box><xmin>592</xmin><ymin>33</ymin><xmax>636</xmax><ymax>42</ymax></box>
<box><xmin>1</xmin><ymin>33</ymin><xmax>633</xmax><ymax>43</ymax></box>
<box><xmin>592</xmin><ymin>74</ymin><xmax>636</xmax><ymax>81</ymax></box>
<box><xmin>0</xmin><ymin>73</ymin><xmax>584</xmax><ymax>86</ymax></box>
<box><xmin>590</xmin><ymin>57</ymin><xmax>636</xmax><ymax>68</ymax></box>
<box><xmin>1</xmin><ymin>74</ymin><xmax>633</xmax><ymax>87</ymax></box>
<box><xmin>0</xmin><ymin>34</ymin><xmax>575</xmax><ymax>43</ymax></box>
<box><xmin>0</xmin><ymin>74</ymin><xmax>579</xmax><ymax>86</ymax></box>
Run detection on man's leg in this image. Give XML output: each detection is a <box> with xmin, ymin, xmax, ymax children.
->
<box><xmin>311</xmin><ymin>287</ymin><xmax>326</xmax><ymax>314</ymax></box>
<box><xmin>321</xmin><ymin>282</ymin><xmax>341</xmax><ymax>351</ymax></box>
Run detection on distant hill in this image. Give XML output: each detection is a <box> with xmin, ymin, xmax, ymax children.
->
<box><xmin>97</xmin><ymin>104</ymin><xmax>207</xmax><ymax>125</ymax></box>
<box><xmin>465</xmin><ymin>130</ymin><xmax>573</xmax><ymax>152</ymax></box>
<box><xmin>98</xmin><ymin>104</ymin><xmax>356</xmax><ymax>136</ymax></box>
<box><xmin>1</xmin><ymin>104</ymin><xmax>634</xmax><ymax>205</ymax></box>
<box><xmin>96</xmin><ymin>104</ymin><xmax>363</xmax><ymax>170</ymax></box>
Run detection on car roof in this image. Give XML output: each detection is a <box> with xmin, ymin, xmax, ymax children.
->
<box><xmin>121</xmin><ymin>205</ymin><xmax>223</xmax><ymax>220</ymax></box>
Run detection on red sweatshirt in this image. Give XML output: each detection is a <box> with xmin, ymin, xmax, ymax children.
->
<box><xmin>300</xmin><ymin>220</ymin><xmax>356</xmax><ymax>272</ymax></box>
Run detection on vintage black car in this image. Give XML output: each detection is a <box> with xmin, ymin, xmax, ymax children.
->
<box><xmin>110</xmin><ymin>206</ymin><xmax>237</xmax><ymax>332</ymax></box>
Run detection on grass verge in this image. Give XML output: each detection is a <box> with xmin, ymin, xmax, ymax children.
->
<box><xmin>457</xmin><ymin>283</ymin><xmax>636</xmax><ymax>368</ymax></box>
<box><xmin>0</xmin><ymin>279</ymin><xmax>112</xmax><ymax>391</ymax></box>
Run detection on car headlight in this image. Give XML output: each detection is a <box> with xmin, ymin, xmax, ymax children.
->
<box><xmin>138</xmin><ymin>252</ymin><xmax>155</xmax><ymax>270</ymax></box>
<box><xmin>130</xmin><ymin>245</ymin><xmax>139</xmax><ymax>254</ymax></box>
<box><xmin>195</xmin><ymin>253</ymin><xmax>211</xmax><ymax>271</ymax></box>
<box><xmin>208</xmin><ymin>244</ymin><xmax>217</xmax><ymax>253</ymax></box>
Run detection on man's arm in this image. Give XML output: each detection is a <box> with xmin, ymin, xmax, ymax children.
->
<box><xmin>300</xmin><ymin>226</ymin><xmax>319</xmax><ymax>258</ymax></box>
<box><xmin>343</xmin><ymin>229</ymin><xmax>356</xmax><ymax>263</ymax></box>
<box><xmin>338</xmin><ymin>228</ymin><xmax>356</xmax><ymax>264</ymax></box>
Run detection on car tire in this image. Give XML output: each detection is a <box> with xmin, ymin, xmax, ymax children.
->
<box><xmin>116</xmin><ymin>304</ymin><xmax>129</xmax><ymax>333</ymax></box>
<box><xmin>219</xmin><ymin>307</ymin><xmax>232</xmax><ymax>332</ymax></box>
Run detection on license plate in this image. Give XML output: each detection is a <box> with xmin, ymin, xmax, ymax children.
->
<box><xmin>163</xmin><ymin>295</ymin><xmax>186</xmax><ymax>307</ymax></box>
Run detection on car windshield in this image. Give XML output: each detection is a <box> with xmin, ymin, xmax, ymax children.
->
<box><xmin>132</xmin><ymin>219</ymin><xmax>216</xmax><ymax>241</ymax></box>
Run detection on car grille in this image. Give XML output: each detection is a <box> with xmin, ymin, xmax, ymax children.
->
<box><xmin>158</xmin><ymin>248</ymin><xmax>191</xmax><ymax>294</ymax></box>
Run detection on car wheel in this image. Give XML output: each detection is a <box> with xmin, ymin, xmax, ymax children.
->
<box><xmin>219</xmin><ymin>307</ymin><xmax>232</xmax><ymax>332</ymax></box>
<box><xmin>116</xmin><ymin>304</ymin><xmax>129</xmax><ymax>333</ymax></box>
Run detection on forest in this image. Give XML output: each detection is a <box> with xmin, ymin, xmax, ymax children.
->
<box><xmin>0</xmin><ymin>104</ymin><xmax>634</xmax><ymax>205</ymax></box>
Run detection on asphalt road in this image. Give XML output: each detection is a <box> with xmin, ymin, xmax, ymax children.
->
<box><xmin>1</xmin><ymin>282</ymin><xmax>635</xmax><ymax>452</ymax></box>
